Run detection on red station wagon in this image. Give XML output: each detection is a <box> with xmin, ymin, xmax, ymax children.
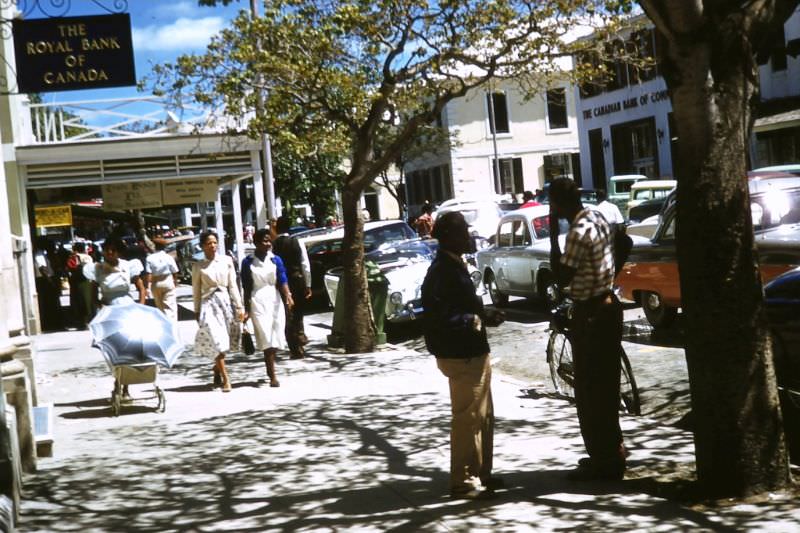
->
<box><xmin>617</xmin><ymin>172</ymin><xmax>800</xmax><ymax>327</ymax></box>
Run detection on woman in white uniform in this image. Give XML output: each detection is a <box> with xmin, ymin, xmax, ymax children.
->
<box><xmin>83</xmin><ymin>236</ymin><xmax>147</xmax><ymax>399</ymax></box>
<box><xmin>241</xmin><ymin>228</ymin><xmax>294</xmax><ymax>387</ymax></box>
<box><xmin>192</xmin><ymin>231</ymin><xmax>244</xmax><ymax>392</ymax></box>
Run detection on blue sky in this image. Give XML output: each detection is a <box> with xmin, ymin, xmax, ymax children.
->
<box><xmin>29</xmin><ymin>0</ymin><xmax>246</xmax><ymax>103</ymax></box>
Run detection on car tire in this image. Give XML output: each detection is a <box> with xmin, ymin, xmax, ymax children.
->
<box><xmin>641</xmin><ymin>291</ymin><xmax>677</xmax><ymax>328</ymax></box>
<box><xmin>485</xmin><ymin>272</ymin><xmax>508</xmax><ymax>307</ymax></box>
<box><xmin>536</xmin><ymin>270</ymin><xmax>552</xmax><ymax>302</ymax></box>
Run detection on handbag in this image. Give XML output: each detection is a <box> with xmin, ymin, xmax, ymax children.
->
<box><xmin>241</xmin><ymin>325</ymin><xmax>255</xmax><ymax>355</ymax></box>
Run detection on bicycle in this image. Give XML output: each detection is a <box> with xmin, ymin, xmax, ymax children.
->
<box><xmin>545</xmin><ymin>285</ymin><xmax>641</xmax><ymax>416</ymax></box>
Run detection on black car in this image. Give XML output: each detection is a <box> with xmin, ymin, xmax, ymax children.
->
<box><xmin>765</xmin><ymin>266</ymin><xmax>800</xmax><ymax>464</ymax></box>
<box><xmin>628</xmin><ymin>196</ymin><xmax>667</xmax><ymax>223</ymax></box>
<box><xmin>304</xmin><ymin>220</ymin><xmax>418</xmax><ymax>299</ymax></box>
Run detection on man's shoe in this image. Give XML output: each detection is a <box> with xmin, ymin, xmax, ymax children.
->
<box><xmin>290</xmin><ymin>351</ymin><xmax>305</xmax><ymax>360</ymax></box>
<box><xmin>450</xmin><ymin>487</ymin><xmax>495</xmax><ymax>500</ymax></box>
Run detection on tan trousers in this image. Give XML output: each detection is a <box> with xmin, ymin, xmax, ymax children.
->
<box><xmin>152</xmin><ymin>285</ymin><xmax>178</xmax><ymax>321</ymax></box>
<box><xmin>437</xmin><ymin>354</ymin><xmax>494</xmax><ymax>491</ymax></box>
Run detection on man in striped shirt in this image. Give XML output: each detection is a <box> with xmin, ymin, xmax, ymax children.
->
<box><xmin>548</xmin><ymin>177</ymin><xmax>627</xmax><ymax>481</ymax></box>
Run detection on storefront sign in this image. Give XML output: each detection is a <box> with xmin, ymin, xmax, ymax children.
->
<box><xmin>102</xmin><ymin>182</ymin><xmax>162</xmax><ymax>211</ymax></box>
<box><xmin>13</xmin><ymin>14</ymin><xmax>135</xmax><ymax>93</ymax></box>
<box><xmin>582</xmin><ymin>90</ymin><xmax>670</xmax><ymax>121</ymax></box>
<box><xmin>35</xmin><ymin>205</ymin><xmax>72</xmax><ymax>228</ymax></box>
<box><xmin>162</xmin><ymin>178</ymin><xmax>219</xmax><ymax>206</ymax></box>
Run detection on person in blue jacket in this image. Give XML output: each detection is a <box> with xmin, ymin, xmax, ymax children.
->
<box><xmin>241</xmin><ymin>228</ymin><xmax>294</xmax><ymax>387</ymax></box>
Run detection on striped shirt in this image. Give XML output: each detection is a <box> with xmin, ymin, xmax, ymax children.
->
<box><xmin>560</xmin><ymin>208</ymin><xmax>615</xmax><ymax>301</ymax></box>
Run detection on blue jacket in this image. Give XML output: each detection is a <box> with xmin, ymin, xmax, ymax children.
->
<box><xmin>421</xmin><ymin>251</ymin><xmax>490</xmax><ymax>358</ymax></box>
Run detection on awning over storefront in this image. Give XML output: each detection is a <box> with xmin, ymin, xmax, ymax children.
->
<box><xmin>17</xmin><ymin>133</ymin><xmax>260</xmax><ymax>189</ymax></box>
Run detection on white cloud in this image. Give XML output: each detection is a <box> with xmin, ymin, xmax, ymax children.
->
<box><xmin>147</xmin><ymin>2</ymin><xmax>202</xmax><ymax>19</ymax></box>
<box><xmin>133</xmin><ymin>17</ymin><xmax>225</xmax><ymax>51</ymax></box>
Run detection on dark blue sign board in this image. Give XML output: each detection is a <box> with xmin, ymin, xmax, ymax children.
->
<box><xmin>12</xmin><ymin>13</ymin><xmax>136</xmax><ymax>93</ymax></box>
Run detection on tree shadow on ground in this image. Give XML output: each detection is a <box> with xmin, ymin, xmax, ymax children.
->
<box><xmin>25</xmin><ymin>383</ymin><xmax>800</xmax><ymax>531</ymax></box>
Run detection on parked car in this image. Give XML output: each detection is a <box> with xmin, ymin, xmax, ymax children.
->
<box><xmin>475</xmin><ymin>205</ymin><xmax>604</xmax><ymax>305</ymax></box>
<box><xmin>608</xmin><ymin>174</ymin><xmax>649</xmax><ymax>211</ymax></box>
<box><xmin>617</xmin><ymin>176</ymin><xmax>800</xmax><ymax>327</ymax></box>
<box><xmin>434</xmin><ymin>198</ymin><xmax>505</xmax><ymax>240</ymax></box>
<box><xmin>764</xmin><ymin>266</ymin><xmax>800</xmax><ymax>464</ymax></box>
<box><xmin>323</xmin><ymin>238</ymin><xmax>482</xmax><ymax>323</ymax></box>
<box><xmin>302</xmin><ymin>220</ymin><xmax>418</xmax><ymax>299</ymax></box>
<box><xmin>626</xmin><ymin>179</ymin><xmax>676</xmax><ymax>216</ymax></box>
<box><xmin>628</xmin><ymin>195</ymin><xmax>669</xmax><ymax>224</ymax></box>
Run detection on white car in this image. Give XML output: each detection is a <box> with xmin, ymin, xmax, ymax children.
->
<box><xmin>475</xmin><ymin>205</ymin><xmax>559</xmax><ymax>305</ymax></box>
<box><xmin>476</xmin><ymin>204</ymin><xmax>649</xmax><ymax>305</ymax></box>
<box><xmin>323</xmin><ymin>240</ymin><xmax>482</xmax><ymax>323</ymax></box>
<box><xmin>434</xmin><ymin>198</ymin><xmax>505</xmax><ymax>240</ymax></box>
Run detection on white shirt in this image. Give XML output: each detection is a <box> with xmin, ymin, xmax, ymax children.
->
<box><xmin>593</xmin><ymin>201</ymin><xmax>625</xmax><ymax>225</ymax></box>
<box><xmin>84</xmin><ymin>258</ymin><xmax>144</xmax><ymax>305</ymax></box>
<box><xmin>146</xmin><ymin>250</ymin><xmax>179</xmax><ymax>277</ymax></box>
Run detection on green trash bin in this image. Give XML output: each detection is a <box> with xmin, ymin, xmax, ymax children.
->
<box><xmin>326</xmin><ymin>260</ymin><xmax>389</xmax><ymax>349</ymax></box>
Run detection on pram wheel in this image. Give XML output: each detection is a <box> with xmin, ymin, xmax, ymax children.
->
<box><xmin>110</xmin><ymin>391</ymin><xmax>121</xmax><ymax>417</ymax></box>
<box><xmin>155</xmin><ymin>386</ymin><xmax>166</xmax><ymax>413</ymax></box>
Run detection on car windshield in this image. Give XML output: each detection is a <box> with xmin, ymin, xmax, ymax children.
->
<box><xmin>751</xmin><ymin>187</ymin><xmax>800</xmax><ymax>231</ymax></box>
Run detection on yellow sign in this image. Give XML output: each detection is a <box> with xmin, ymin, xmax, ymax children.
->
<box><xmin>35</xmin><ymin>205</ymin><xmax>73</xmax><ymax>228</ymax></box>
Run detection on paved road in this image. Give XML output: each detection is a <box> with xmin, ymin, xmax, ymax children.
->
<box><xmin>382</xmin><ymin>295</ymin><xmax>691</xmax><ymax>427</ymax></box>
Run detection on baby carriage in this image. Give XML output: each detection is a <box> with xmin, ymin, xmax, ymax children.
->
<box><xmin>89</xmin><ymin>302</ymin><xmax>184</xmax><ymax>417</ymax></box>
<box><xmin>110</xmin><ymin>364</ymin><xmax>166</xmax><ymax>416</ymax></box>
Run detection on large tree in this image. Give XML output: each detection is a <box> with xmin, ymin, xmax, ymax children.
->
<box><xmin>638</xmin><ymin>1</ymin><xmax>798</xmax><ymax>497</ymax></box>
<box><xmin>152</xmin><ymin>0</ymin><xmax>632</xmax><ymax>352</ymax></box>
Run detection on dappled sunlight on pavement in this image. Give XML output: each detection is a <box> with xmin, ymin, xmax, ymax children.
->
<box><xmin>21</xmin><ymin>321</ymin><xmax>800</xmax><ymax>531</ymax></box>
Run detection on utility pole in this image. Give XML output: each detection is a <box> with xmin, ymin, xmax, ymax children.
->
<box><xmin>487</xmin><ymin>87</ymin><xmax>502</xmax><ymax>196</ymax></box>
<box><xmin>250</xmin><ymin>0</ymin><xmax>277</xmax><ymax>221</ymax></box>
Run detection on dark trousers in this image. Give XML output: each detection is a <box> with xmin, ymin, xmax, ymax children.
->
<box><xmin>571</xmin><ymin>294</ymin><xmax>625</xmax><ymax>469</ymax></box>
<box><xmin>285</xmin><ymin>279</ymin><xmax>307</xmax><ymax>356</ymax></box>
<box><xmin>36</xmin><ymin>276</ymin><xmax>62</xmax><ymax>331</ymax></box>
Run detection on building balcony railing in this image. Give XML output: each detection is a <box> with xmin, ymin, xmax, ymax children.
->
<box><xmin>24</xmin><ymin>96</ymin><xmax>245</xmax><ymax>145</ymax></box>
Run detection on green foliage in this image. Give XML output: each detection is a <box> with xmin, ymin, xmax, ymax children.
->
<box><xmin>151</xmin><ymin>0</ymin><xmax>636</xmax><ymax>193</ymax></box>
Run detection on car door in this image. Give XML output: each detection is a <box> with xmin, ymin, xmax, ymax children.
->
<box><xmin>617</xmin><ymin>210</ymin><xmax>680</xmax><ymax>307</ymax></box>
<box><xmin>491</xmin><ymin>220</ymin><xmax>515</xmax><ymax>291</ymax></box>
<box><xmin>505</xmin><ymin>217</ymin><xmax>535</xmax><ymax>293</ymax></box>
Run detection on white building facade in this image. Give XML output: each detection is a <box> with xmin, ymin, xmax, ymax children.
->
<box><xmin>403</xmin><ymin>79</ymin><xmax>581</xmax><ymax>215</ymax></box>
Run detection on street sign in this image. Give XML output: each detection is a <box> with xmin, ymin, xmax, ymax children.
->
<box><xmin>12</xmin><ymin>14</ymin><xmax>135</xmax><ymax>93</ymax></box>
<box><xmin>35</xmin><ymin>205</ymin><xmax>72</xmax><ymax>228</ymax></box>
<box><xmin>162</xmin><ymin>178</ymin><xmax>218</xmax><ymax>206</ymax></box>
<box><xmin>102</xmin><ymin>182</ymin><xmax>162</xmax><ymax>211</ymax></box>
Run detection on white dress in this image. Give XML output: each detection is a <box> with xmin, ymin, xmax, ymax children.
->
<box><xmin>192</xmin><ymin>255</ymin><xmax>243</xmax><ymax>358</ymax></box>
<box><xmin>84</xmin><ymin>258</ymin><xmax>144</xmax><ymax>305</ymax></box>
<box><xmin>248</xmin><ymin>253</ymin><xmax>287</xmax><ymax>351</ymax></box>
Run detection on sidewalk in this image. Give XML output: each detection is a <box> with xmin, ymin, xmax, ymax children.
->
<box><xmin>19</xmin><ymin>317</ymin><xmax>800</xmax><ymax>532</ymax></box>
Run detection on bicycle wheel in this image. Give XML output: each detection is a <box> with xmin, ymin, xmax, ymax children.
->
<box><xmin>619</xmin><ymin>348</ymin><xmax>641</xmax><ymax>416</ymax></box>
<box><xmin>547</xmin><ymin>330</ymin><xmax>575</xmax><ymax>399</ymax></box>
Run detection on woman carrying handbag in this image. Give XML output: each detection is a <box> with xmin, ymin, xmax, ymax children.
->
<box><xmin>241</xmin><ymin>227</ymin><xmax>294</xmax><ymax>387</ymax></box>
<box><xmin>192</xmin><ymin>231</ymin><xmax>244</xmax><ymax>393</ymax></box>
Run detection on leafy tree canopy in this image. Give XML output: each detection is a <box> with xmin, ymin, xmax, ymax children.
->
<box><xmin>151</xmin><ymin>0</ymin><xmax>638</xmax><ymax>352</ymax></box>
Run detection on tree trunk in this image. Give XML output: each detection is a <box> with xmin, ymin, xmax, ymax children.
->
<box><xmin>659</xmin><ymin>18</ymin><xmax>791</xmax><ymax>497</ymax></box>
<box><xmin>341</xmin><ymin>182</ymin><xmax>376</xmax><ymax>353</ymax></box>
